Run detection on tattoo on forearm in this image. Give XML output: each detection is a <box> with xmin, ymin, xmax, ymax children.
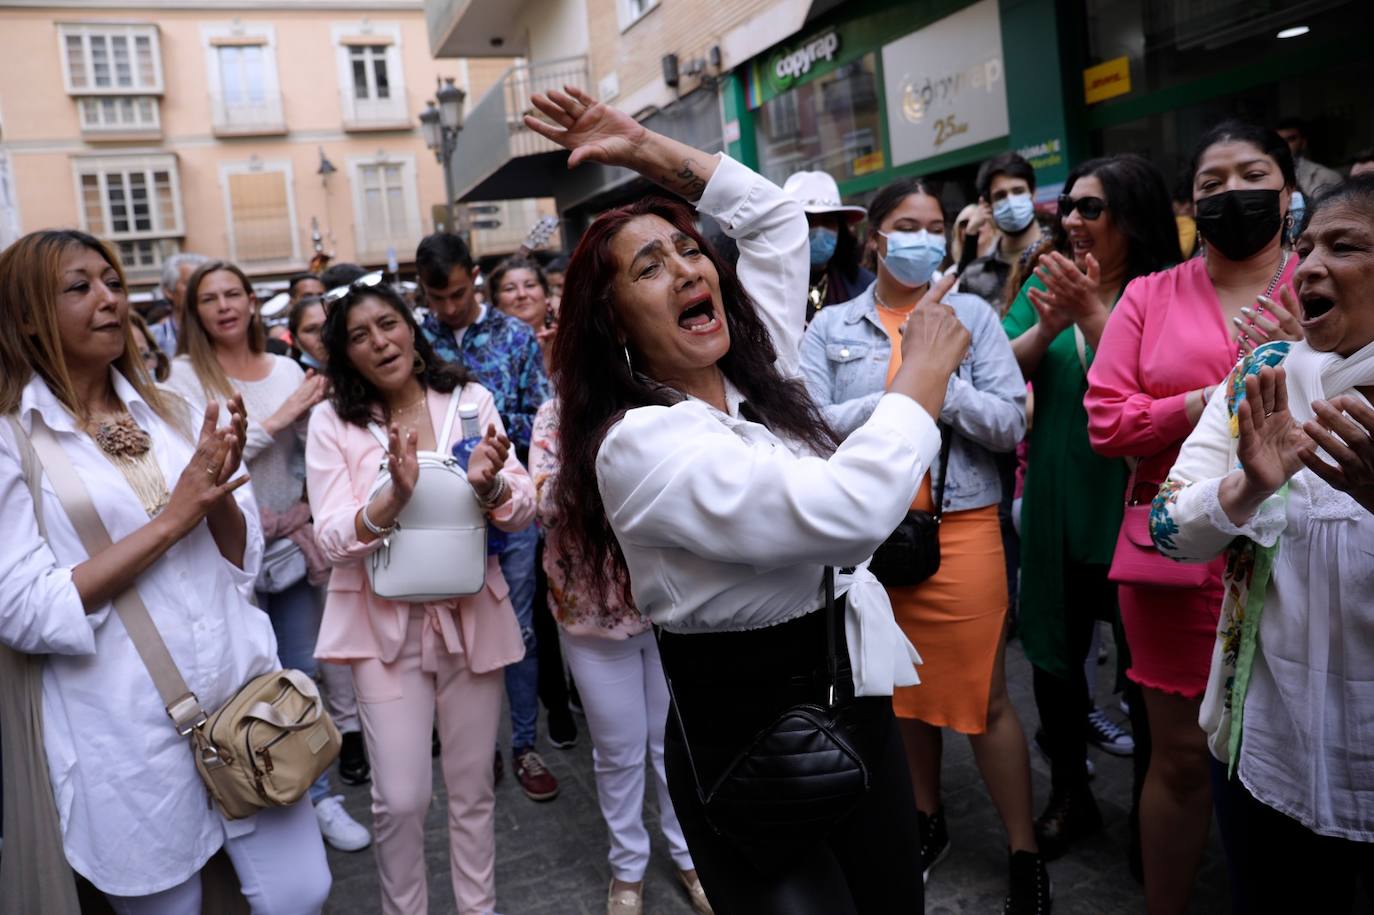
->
<box><xmin>667</xmin><ymin>159</ymin><xmax>707</xmax><ymax>199</ymax></box>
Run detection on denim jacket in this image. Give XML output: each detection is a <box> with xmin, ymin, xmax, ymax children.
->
<box><xmin>799</xmin><ymin>282</ymin><xmax>1026</xmax><ymax>511</ymax></box>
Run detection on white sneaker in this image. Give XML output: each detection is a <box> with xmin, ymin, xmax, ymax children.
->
<box><xmin>315</xmin><ymin>794</ymin><xmax>371</xmax><ymax>852</ymax></box>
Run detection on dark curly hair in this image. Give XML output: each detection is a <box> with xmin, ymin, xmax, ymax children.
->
<box><xmin>321</xmin><ymin>282</ymin><xmax>470</xmax><ymax>427</ymax></box>
<box><xmin>548</xmin><ymin>196</ymin><xmax>836</xmax><ymax>607</ymax></box>
<box><xmin>1054</xmin><ymin>154</ymin><xmax>1182</xmax><ymax>284</ymax></box>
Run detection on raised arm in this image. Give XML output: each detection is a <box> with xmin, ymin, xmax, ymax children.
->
<box><xmin>525</xmin><ymin>86</ymin><xmax>808</xmax><ymax>376</ymax></box>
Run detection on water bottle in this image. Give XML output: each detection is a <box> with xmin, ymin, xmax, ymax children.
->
<box><xmin>452</xmin><ymin>403</ymin><xmax>506</xmax><ymax>555</ymax></box>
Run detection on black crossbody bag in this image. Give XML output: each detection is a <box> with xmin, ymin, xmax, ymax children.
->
<box><xmin>869</xmin><ymin>424</ymin><xmax>953</xmax><ymax>587</ymax></box>
<box><xmin>658</xmin><ymin>569</ymin><xmax>869</xmax><ymax>856</ymax></box>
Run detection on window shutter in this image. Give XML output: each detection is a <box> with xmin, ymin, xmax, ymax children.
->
<box><xmin>228</xmin><ymin>171</ymin><xmax>292</xmax><ymax>263</ymax></box>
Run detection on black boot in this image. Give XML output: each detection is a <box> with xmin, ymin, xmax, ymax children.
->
<box><xmin>1034</xmin><ymin>788</ymin><xmax>1102</xmax><ymax>861</ymax></box>
<box><xmin>916</xmin><ymin>807</ymin><xmax>951</xmax><ymax>884</ymax></box>
<box><xmin>337</xmin><ymin>731</ymin><xmax>370</xmax><ymax>786</ymax></box>
<box><xmin>1004</xmin><ymin>849</ymin><xmax>1052</xmax><ymax>914</ymax></box>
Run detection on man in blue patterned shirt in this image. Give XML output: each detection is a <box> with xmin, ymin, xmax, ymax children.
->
<box><xmin>416</xmin><ymin>233</ymin><xmax>558</xmax><ymax>802</ymax></box>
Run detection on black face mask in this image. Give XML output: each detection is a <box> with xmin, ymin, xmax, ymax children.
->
<box><xmin>1195</xmin><ymin>189</ymin><xmax>1282</xmax><ymax>262</ymax></box>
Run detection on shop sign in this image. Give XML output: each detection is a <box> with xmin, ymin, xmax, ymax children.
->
<box><xmin>882</xmin><ymin>0</ymin><xmax>1009</xmax><ymax>168</ymax></box>
<box><xmin>853</xmin><ymin>151</ymin><xmax>885</xmax><ymax>176</ymax></box>
<box><xmin>1017</xmin><ymin>138</ymin><xmax>1064</xmax><ymax>172</ymax></box>
<box><xmin>1083</xmin><ymin>56</ymin><xmax>1131</xmax><ymax>105</ymax></box>
<box><xmin>749</xmin><ymin>27</ymin><xmax>844</xmax><ymax>104</ymax></box>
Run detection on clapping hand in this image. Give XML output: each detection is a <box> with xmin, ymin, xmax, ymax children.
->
<box><xmin>1234</xmin><ymin>286</ymin><xmax>1305</xmax><ymax>355</ymax></box>
<box><xmin>1028</xmin><ymin>251</ymin><xmax>1107</xmax><ymax>327</ymax></box>
<box><xmin>525</xmin><ymin>86</ymin><xmax>648</xmax><ymax>170</ymax></box>
<box><xmin>1235</xmin><ymin>367</ymin><xmax>1311</xmax><ymax>496</ymax></box>
<box><xmin>466</xmin><ymin>425</ymin><xmax>511</xmax><ymax>501</ymax></box>
<box><xmin>1299</xmin><ymin>395</ymin><xmax>1374</xmax><ymax>513</ymax></box>
<box><xmin>385</xmin><ymin>423</ymin><xmax>420</xmax><ymax>504</ymax></box>
<box><xmin>166</xmin><ymin>399</ymin><xmax>251</xmax><ymax>532</ymax></box>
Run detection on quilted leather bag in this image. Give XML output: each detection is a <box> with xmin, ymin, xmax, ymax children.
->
<box><xmin>663</xmin><ymin>569</ymin><xmax>869</xmax><ymax>853</ymax></box>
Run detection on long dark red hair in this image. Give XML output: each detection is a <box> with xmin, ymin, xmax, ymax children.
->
<box><xmin>549</xmin><ymin>196</ymin><xmax>834</xmax><ymax>607</ymax></box>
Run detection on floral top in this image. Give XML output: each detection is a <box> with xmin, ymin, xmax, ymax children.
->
<box><xmin>421</xmin><ymin>306</ymin><xmax>549</xmax><ymax>459</ymax></box>
<box><xmin>1150</xmin><ymin>340</ymin><xmax>1374</xmax><ymax>841</ymax></box>
<box><xmin>529</xmin><ymin>399</ymin><xmax>649</xmax><ymax>640</ymax></box>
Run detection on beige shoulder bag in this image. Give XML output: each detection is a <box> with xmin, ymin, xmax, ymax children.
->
<box><xmin>13</xmin><ymin>415</ymin><xmax>340</xmax><ymax>820</ymax></box>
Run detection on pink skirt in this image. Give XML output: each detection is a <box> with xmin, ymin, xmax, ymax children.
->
<box><xmin>1117</xmin><ymin>560</ymin><xmax>1224</xmax><ymax>699</ymax></box>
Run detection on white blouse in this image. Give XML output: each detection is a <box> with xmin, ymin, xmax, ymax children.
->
<box><xmin>595</xmin><ymin>155</ymin><xmax>941</xmax><ymax>696</ymax></box>
<box><xmin>0</xmin><ymin>372</ymin><xmax>273</xmax><ymax>895</ymax></box>
<box><xmin>1157</xmin><ymin>376</ymin><xmax>1374</xmax><ymax>842</ymax></box>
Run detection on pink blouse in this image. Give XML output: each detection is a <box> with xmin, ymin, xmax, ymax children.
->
<box><xmin>529</xmin><ymin>399</ymin><xmax>649</xmax><ymax>640</ymax></box>
<box><xmin>306</xmin><ymin>383</ymin><xmax>534</xmax><ymax>672</ymax></box>
<box><xmin>1085</xmin><ymin>256</ymin><xmax>1297</xmax><ymax>490</ymax></box>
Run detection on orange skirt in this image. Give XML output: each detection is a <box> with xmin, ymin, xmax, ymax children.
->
<box><xmin>890</xmin><ymin>480</ymin><xmax>1007</xmax><ymax>734</ymax></box>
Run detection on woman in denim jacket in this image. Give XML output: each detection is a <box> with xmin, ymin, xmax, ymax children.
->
<box><xmin>800</xmin><ymin>177</ymin><xmax>1041</xmax><ymax>909</ymax></box>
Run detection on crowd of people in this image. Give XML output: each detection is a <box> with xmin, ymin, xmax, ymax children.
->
<box><xmin>0</xmin><ymin>82</ymin><xmax>1371</xmax><ymax>915</ymax></box>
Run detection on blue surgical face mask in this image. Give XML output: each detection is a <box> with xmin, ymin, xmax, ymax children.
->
<box><xmin>299</xmin><ymin>351</ymin><xmax>325</xmax><ymax>371</ymax></box>
<box><xmin>809</xmin><ymin>226</ymin><xmax>838</xmax><ymax>267</ymax></box>
<box><xmin>993</xmin><ymin>193</ymin><xmax>1036</xmax><ymax>233</ymax></box>
<box><xmin>880</xmin><ymin>229</ymin><xmax>947</xmax><ymax>288</ymax></box>
<box><xmin>1287</xmin><ymin>191</ymin><xmax>1306</xmax><ymax>245</ymax></box>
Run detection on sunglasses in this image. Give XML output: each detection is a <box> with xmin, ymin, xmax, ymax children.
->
<box><xmin>1058</xmin><ymin>195</ymin><xmax>1108</xmax><ymax>221</ymax></box>
<box><xmin>321</xmin><ymin>271</ymin><xmax>386</xmax><ymax>305</ymax></box>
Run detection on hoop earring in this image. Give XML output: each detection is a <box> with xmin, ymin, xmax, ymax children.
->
<box><xmin>413</xmin><ymin>354</ymin><xmax>426</xmax><ymax>375</ymax></box>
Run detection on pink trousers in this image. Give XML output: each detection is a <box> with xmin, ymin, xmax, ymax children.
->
<box><xmin>352</xmin><ymin>608</ymin><xmax>504</xmax><ymax>915</ymax></box>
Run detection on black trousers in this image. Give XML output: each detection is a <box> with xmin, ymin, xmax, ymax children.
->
<box><xmin>1030</xmin><ymin>561</ymin><xmax>1116</xmax><ymax>793</ymax></box>
<box><xmin>531</xmin><ymin>537</ymin><xmax>572</xmax><ymax>715</ymax></box>
<box><xmin>1214</xmin><ymin>767</ymin><xmax>1374</xmax><ymax>914</ymax></box>
<box><xmin>657</xmin><ymin>607</ymin><xmax>923</xmax><ymax>915</ymax></box>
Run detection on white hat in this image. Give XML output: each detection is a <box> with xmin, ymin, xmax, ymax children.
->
<box><xmin>782</xmin><ymin>170</ymin><xmax>867</xmax><ymax>224</ymax></box>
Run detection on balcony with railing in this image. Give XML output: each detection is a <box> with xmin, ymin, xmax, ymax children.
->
<box><xmin>448</xmin><ymin>56</ymin><xmax>589</xmax><ymax>201</ymax></box>
<box><xmin>340</xmin><ymin>91</ymin><xmax>410</xmax><ymax>131</ymax></box>
<box><xmin>211</xmin><ymin>93</ymin><xmax>286</xmax><ymax>137</ymax></box>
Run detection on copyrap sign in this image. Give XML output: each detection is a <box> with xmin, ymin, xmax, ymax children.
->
<box><xmin>882</xmin><ymin>0</ymin><xmax>1010</xmax><ymax>166</ymax></box>
<box><xmin>768</xmin><ymin>30</ymin><xmax>840</xmax><ymax>89</ymax></box>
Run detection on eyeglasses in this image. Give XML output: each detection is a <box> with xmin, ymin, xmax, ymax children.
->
<box><xmin>1058</xmin><ymin>195</ymin><xmax>1108</xmax><ymax>221</ymax></box>
<box><xmin>321</xmin><ymin>271</ymin><xmax>386</xmax><ymax>306</ymax></box>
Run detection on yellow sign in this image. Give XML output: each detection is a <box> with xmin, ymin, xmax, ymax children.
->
<box><xmin>1083</xmin><ymin>56</ymin><xmax>1131</xmax><ymax>105</ymax></box>
<box><xmin>853</xmin><ymin>151</ymin><xmax>885</xmax><ymax>176</ymax></box>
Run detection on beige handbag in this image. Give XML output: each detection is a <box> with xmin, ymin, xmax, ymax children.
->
<box><xmin>14</xmin><ymin>415</ymin><xmax>340</xmax><ymax>821</ymax></box>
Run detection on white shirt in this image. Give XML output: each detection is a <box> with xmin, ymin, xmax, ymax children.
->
<box><xmin>595</xmin><ymin>154</ymin><xmax>941</xmax><ymax>695</ymax></box>
<box><xmin>0</xmin><ymin>372</ymin><xmax>273</xmax><ymax>895</ymax></box>
<box><xmin>1158</xmin><ymin>376</ymin><xmax>1374</xmax><ymax>841</ymax></box>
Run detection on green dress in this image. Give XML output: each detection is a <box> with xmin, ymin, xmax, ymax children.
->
<box><xmin>1002</xmin><ymin>275</ymin><xmax>1129</xmax><ymax>679</ymax></box>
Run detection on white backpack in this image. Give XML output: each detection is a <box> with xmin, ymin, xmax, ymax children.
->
<box><xmin>364</xmin><ymin>388</ymin><xmax>487</xmax><ymax>601</ymax></box>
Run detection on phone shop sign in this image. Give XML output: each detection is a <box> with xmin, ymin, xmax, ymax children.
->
<box><xmin>882</xmin><ymin>0</ymin><xmax>1009</xmax><ymax>166</ymax></box>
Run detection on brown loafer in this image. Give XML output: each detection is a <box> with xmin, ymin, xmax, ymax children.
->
<box><xmin>677</xmin><ymin>870</ymin><xmax>713</xmax><ymax>915</ymax></box>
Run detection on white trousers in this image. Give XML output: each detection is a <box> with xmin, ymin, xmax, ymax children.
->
<box><xmin>104</xmin><ymin>799</ymin><xmax>331</xmax><ymax>915</ymax></box>
<box><xmin>559</xmin><ymin>629</ymin><xmax>694</xmax><ymax>881</ymax></box>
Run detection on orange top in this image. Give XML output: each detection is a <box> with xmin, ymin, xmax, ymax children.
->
<box><xmin>875</xmin><ymin>297</ymin><xmax>917</xmax><ymax>385</ymax></box>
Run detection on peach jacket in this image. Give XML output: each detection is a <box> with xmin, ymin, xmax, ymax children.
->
<box><xmin>305</xmin><ymin>383</ymin><xmax>533</xmax><ymax>673</ymax></box>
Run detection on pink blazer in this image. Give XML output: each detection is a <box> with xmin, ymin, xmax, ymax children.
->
<box><xmin>305</xmin><ymin>383</ymin><xmax>534</xmax><ymax>672</ymax></box>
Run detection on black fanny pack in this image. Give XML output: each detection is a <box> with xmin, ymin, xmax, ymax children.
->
<box><xmin>869</xmin><ymin>425</ymin><xmax>952</xmax><ymax>588</ymax></box>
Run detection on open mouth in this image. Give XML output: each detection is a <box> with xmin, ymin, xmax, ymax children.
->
<box><xmin>677</xmin><ymin>295</ymin><xmax>719</xmax><ymax>332</ymax></box>
<box><xmin>1300</xmin><ymin>293</ymin><xmax>1336</xmax><ymax>324</ymax></box>
<box><xmin>1068</xmin><ymin>234</ymin><xmax>1093</xmax><ymax>253</ymax></box>
<box><xmin>377</xmin><ymin>352</ymin><xmax>402</xmax><ymax>370</ymax></box>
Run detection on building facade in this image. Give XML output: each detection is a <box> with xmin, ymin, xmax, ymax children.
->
<box><xmin>0</xmin><ymin>0</ymin><xmax>516</xmax><ymax>288</ymax></box>
<box><xmin>427</xmin><ymin>0</ymin><xmax>1371</xmax><ymax>244</ymax></box>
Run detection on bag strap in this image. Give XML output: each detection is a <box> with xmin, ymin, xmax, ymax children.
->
<box><xmin>1073</xmin><ymin>325</ymin><xmax>1089</xmax><ymax>375</ymax></box>
<box><xmin>931</xmin><ymin>424</ymin><xmax>954</xmax><ymax>521</ymax></box>
<box><xmin>7</xmin><ymin>416</ymin><xmax>46</xmax><ymax>539</ymax></box>
<box><xmin>436</xmin><ymin>385</ymin><xmax>464</xmax><ymax>448</ymax></box>
<box><xmin>23</xmin><ymin>416</ymin><xmax>209</xmax><ymax>736</ymax></box>
<box><xmin>654</xmin><ymin>567</ymin><xmax>843</xmax><ymax>805</ymax></box>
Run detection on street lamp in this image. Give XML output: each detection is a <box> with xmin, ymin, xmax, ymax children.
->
<box><xmin>421</xmin><ymin>77</ymin><xmax>467</xmax><ymax>233</ymax></box>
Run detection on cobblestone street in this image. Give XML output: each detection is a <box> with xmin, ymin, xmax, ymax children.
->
<box><xmin>323</xmin><ymin>636</ymin><xmax>1232</xmax><ymax>914</ymax></box>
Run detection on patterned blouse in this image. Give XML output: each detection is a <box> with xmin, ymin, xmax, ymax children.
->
<box><xmin>421</xmin><ymin>306</ymin><xmax>549</xmax><ymax>458</ymax></box>
<box><xmin>529</xmin><ymin>399</ymin><xmax>650</xmax><ymax>640</ymax></box>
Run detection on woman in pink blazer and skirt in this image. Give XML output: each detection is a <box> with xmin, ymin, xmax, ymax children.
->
<box><xmin>305</xmin><ymin>281</ymin><xmax>533</xmax><ymax>915</ymax></box>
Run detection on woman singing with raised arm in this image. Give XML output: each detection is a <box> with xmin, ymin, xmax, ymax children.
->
<box><xmin>530</xmin><ymin>87</ymin><xmax>970</xmax><ymax>914</ymax></box>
